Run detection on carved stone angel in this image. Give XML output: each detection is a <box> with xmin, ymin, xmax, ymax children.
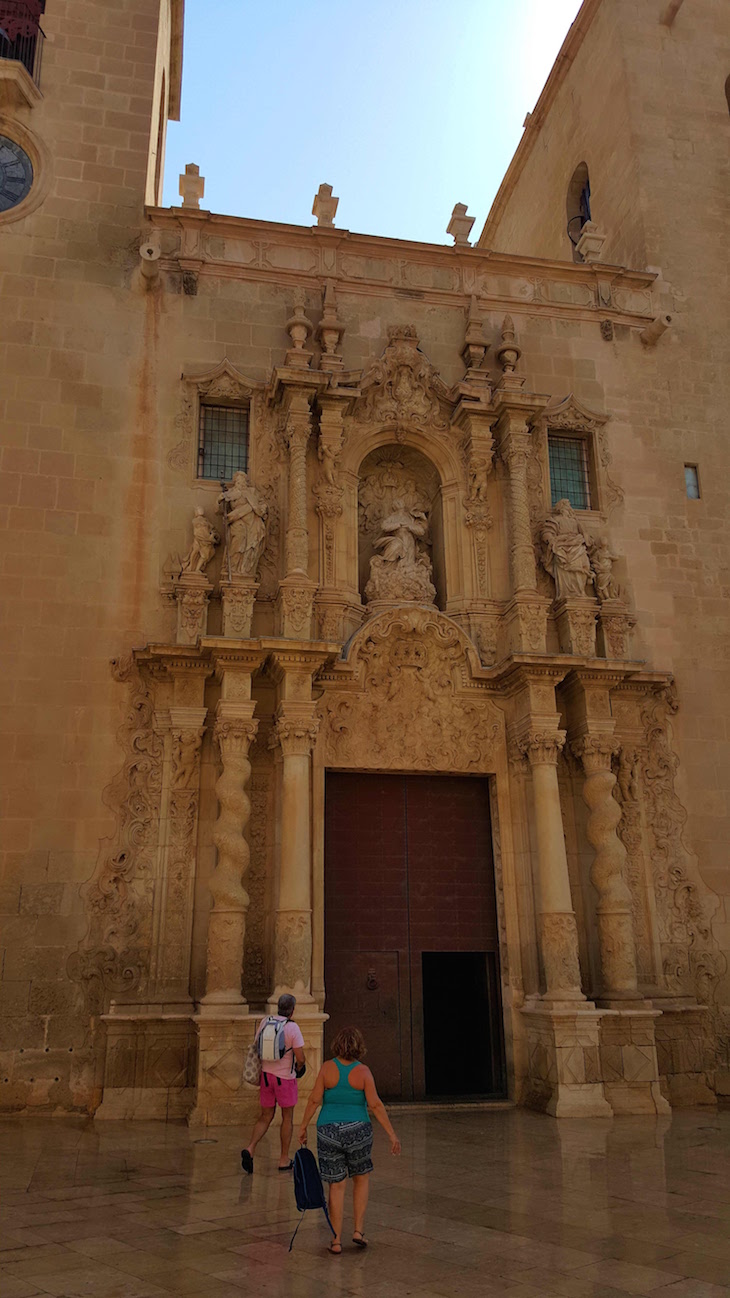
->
<box><xmin>180</xmin><ymin>507</ymin><xmax>219</xmax><ymax>575</ymax></box>
<box><xmin>539</xmin><ymin>499</ymin><xmax>592</xmax><ymax>599</ymax></box>
<box><xmin>588</xmin><ymin>535</ymin><xmax>620</xmax><ymax>602</ymax></box>
<box><xmin>218</xmin><ymin>471</ymin><xmax>268</xmax><ymax>578</ymax></box>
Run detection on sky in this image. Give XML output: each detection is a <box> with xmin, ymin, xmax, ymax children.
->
<box><xmin>163</xmin><ymin>0</ymin><xmax>584</xmax><ymax>245</ymax></box>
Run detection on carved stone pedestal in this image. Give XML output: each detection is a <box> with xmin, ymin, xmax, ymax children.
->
<box><xmin>174</xmin><ymin>574</ymin><xmax>212</xmax><ymax>645</ymax></box>
<box><xmin>187</xmin><ymin>1014</ymin><xmax>260</xmax><ymax>1127</ymax></box>
<box><xmin>598</xmin><ymin>599</ymin><xmax>636</xmax><ymax>660</ymax></box>
<box><xmin>220</xmin><ymin>579</ymin><xmax>258</xmax><ymax>638</ymax></box>
<box><xmin>187</xmin><ymin>1011</ymin><xmax>328</xmax><ymax>1126</ymax></box>
<box><xmin>521</xmin><ymin>1004</ymin><xmax>612</xmax><ymax>1117</ymax></box>
<box><xmin>277</xmin><ymin>578</ymin><xmax>317</xmax><ymax>639</ymax></box>
<box><xmin>554</xmin><ymin>596</ymin><xmax>598</xmax><ymax>657</ymax></box>
<box><xmin>653</xmin><ymin>1004</ymin><xmax>717</xmax><ymax>1106</ymax></box>
<box><xmin>503</xmin><ymin>595</ymin><xmax>549</xmax><ymax>654</ymax></box>
<box><xmin>599</xmin><ymin>1010</ymin><xmax>670</xmax><ymax>1114</ymax></box>
<box><xmin>95</xmin><ymin>1014</ymin><xmax>196</xmax><ymax>1121</ymax></box>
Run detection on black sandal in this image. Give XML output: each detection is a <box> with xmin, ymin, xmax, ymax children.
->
<box><xmin>277</xmin><ymin>1161</ymin><xmax>293</xmax><ymax>1172</ymax></box>
<box><xmin>352</xmin><ymin>1231</ymin><xmax>368</xmax><ymax>1248</ymax></box>
<box><xmin>328</xmin><ymin>1241</ymin><xmax>342</xmax><ymax>1255</ymax></box>
<box><xmin>240</xmin><ymin>1150</ymin><xmax>253</xmax><ymax>1174</ymax></box>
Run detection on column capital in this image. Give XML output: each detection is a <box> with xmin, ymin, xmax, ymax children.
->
<box><xmin>518</xmin><ymin>729</ymin><xmax>567</xmax><ymax>766</ymax></box>
<box><xmin>570</xmin><ymin>731</ymin><xmax>620</xmax><ymax>773</ymax></box>
<box><xmin>271</xmin><ymin>704</ymin><xmax>319</xmax><ymax>757</ymax></box>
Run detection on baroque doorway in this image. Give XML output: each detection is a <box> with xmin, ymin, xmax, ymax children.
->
<box><xmin>324</xmin><ymin>772</ymin><xmax>506</xmax><ymax>1101</ymax></box>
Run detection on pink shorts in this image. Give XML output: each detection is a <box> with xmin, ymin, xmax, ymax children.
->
<box><xmin>260</xmin><ymin>1072</ymin><xmax>298</xmax><ymax>1109</ymax></box>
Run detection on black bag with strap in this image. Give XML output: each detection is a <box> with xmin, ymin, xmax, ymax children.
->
<box><xmin>288</xmin><ymin>1146</ymin><xmax>335</xmax><ymax>1251</ymax></box>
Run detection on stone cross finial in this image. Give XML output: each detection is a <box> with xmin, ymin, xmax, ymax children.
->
<box><xmin>447</xmin><ymin>203</ymin><xmax>475</xmax><ymax>246</ymax></box>
<box><xmin>179</xmin><ymin>163</ymin><xmax>205</xmax><ymax>209</ymax></box>
<box><xmin>312</xmin><ymin>183</ymin><xmax>339</xmax><ymax>227</ymax></box>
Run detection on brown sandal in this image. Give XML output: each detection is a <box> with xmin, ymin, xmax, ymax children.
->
<box><xmin>328</xmin><ymin>1241</ymin><xmax>342</xmax><ymax>1255</ymax></box>
<box><xmin>352</xmin><ymin>1231</ymin><xmax>368</xmax><ymax>1248</ymax></box>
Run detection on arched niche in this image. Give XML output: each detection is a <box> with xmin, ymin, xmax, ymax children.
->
<box><xmin>357</xmin><ymin>444</ymin><xmax>446</xmax><ymax>610</ymax></box>
<box><xmin>566</xmin><ymin>161</ymin><xmax>591</xmax><ymax>262</ymax></box>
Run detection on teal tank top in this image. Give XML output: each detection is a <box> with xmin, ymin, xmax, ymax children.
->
<box><xmin>317</xmin><ymin>1059</ymin><xmax>370</xmax><ymax>1127</ymax></box>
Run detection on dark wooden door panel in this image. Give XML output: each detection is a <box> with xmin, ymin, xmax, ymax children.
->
<box><xmin>324</xmin><ymin>950</ymin><xmax>404</xmax><ymax>1099</ymax></box>
<box><xmin>324</xmin><ymin>772</ymin><xmax>505</xmax><ymax>1102</ymax></box>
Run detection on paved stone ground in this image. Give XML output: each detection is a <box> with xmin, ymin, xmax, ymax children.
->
<box><xmin>1</xmin><ymin>1109</ymin><xmax>729</xmax><ymax>1297</ymax></box>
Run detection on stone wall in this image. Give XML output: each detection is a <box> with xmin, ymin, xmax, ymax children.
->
<box><xmin>0</xmin><ymin>0</ymin><xmax>728</xmax><ymax>1113</ymax></box>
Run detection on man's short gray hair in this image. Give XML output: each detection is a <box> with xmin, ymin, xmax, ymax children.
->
<box><xmin>277</xmin><ymin>993</ymin><xmax>296</xmax><ymax>1018</ymax></box>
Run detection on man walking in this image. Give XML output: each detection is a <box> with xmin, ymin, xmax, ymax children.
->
<box><xmin>241</xmin><ymin>994</ymin><xmax>305</xmax><ymax>1174</ymax></box>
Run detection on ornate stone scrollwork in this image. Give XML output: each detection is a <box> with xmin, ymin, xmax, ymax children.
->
<box><xmin>68</xmin><ymin>656</ymin><xmax>164</xmax><ymax>1012</ymax></box>
<box><xmin>641</xmin><ymin>688</ymin><xmax>726</xmax><ymax>1006</ymax></box>
<box><xmin>354</xmin><ymin>325</ymin><xmax>452</xmax><ymax>438</ymax></box>
<box><xmin>540</xmin><ymin>912</ymin><xmax>583</xmax><ymax>996</ymax></box>
<box><xmin>318</xmin><ymin>608</ymin><xmax>501</xmax><ymax>772</ymax></box>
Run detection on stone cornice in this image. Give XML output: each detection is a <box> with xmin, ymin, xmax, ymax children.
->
<box><xmin>145</xmin><ymin>204</ymin><xmax>656</xmax><ymax>326</ymax></box>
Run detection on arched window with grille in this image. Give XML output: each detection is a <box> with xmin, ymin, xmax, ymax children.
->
<box><xmin>566</xmin><ymin>162</ymin><xmax>591</xmax><ymax>263</ymax></box>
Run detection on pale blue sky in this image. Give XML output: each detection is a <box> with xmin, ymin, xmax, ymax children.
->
<box><xmin>163</xmin><ymin>0</ymin><xmax>583</xmax><ymax>244</ymax></box>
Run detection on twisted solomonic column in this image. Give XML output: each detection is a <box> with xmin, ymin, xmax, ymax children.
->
<box><xmin>200</xmin><ymin>710</ymin><xmax>258</xmax><ymax>1011</ymax></box>
<box><xmin>518</xmin><ymin>730</ymin><xmax>585</xmax><ymax>1002</ymax></box>
<box><xmin>572</xmin><ymin>734</ymin><xmax>639</xmax><ymax>1001</ymax></box>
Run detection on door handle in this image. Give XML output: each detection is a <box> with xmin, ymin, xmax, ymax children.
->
<box><xmin>366</xmin><ymin>969</ymin><xmax>379</xmax><ymax>991</ymax></box>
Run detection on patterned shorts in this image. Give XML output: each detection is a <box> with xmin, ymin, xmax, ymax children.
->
<box><xmin>317</xmin><ymin>1121</ymin><xmax>374</xmax><ymax>1183</ymax></box>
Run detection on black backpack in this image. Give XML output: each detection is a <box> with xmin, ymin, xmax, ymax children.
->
<box><xmin>288</xmin><ymin>1146</ymin><xmax>335</xmax><ymax>1251</ymax></box>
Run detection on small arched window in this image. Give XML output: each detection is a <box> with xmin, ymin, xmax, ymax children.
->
<box><xmin>566</xmin><ymin>162</ymin><xmax>591</xmax><ymax>262</ymax></box>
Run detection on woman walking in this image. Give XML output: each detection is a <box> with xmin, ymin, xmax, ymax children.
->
<box><xmin>297</xmin><ymin>1027</ymin><xmax>401</xmax><ymax>1255</ymax></box>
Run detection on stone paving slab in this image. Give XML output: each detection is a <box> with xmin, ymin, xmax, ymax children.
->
<box><xmin>1</xmin><ymin>1110</ymin><xmax>729</xmax><ymax>1297</ymax></box>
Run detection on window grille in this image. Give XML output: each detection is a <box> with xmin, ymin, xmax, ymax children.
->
<box><xmin>198</xmin><ymin>404</ymin><xmax>248</xmax><ymax>480</ymax></box>
<box><xmin>684</xmin><ymin>464</ymin><xmax>700</xmax><ymax>499</ymax></box>
<box><xmin>548</xmin><ymin>434</ymin><xmax>592</xmax><ymax>510</ymax></box>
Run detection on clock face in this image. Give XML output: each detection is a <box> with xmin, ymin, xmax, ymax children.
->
<box><xmin>0</xmin><ymin>135</ymin><xmax>34</xmax><ymax>213</ymax></box>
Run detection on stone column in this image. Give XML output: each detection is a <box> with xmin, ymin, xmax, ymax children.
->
<box><xmin>502</xmin><ymin>425</ymin><xmax>537</xmax><ymax>595</ymax></box>
<box><xmin>493</xmin><ymin>392</ymin><xmax>550</xmax><ymax>654</ymax></box>
<box><xmin>269</xmin><ymin>704</ymin><xmax>319</xmax><ymax>1007</ymax></box>
<box><xmin>519</xmin><ymin>730</ymin><xmax>585</xmax><ymax>1003</ymax></box>
<box><xmin>149</xmin><ymin>705</ymin><xmax>207</xmax><ymax>1008</ymax></box>
<box><xmin>572</xmin><ymin>733</ymin><xmax>640</xmax><ymax>1002</ymax></box>
<box><xmin>284</xmin><ymin>393</ymin><xmax>311</xmax><ymax>577</ymax></box>
<box><xmin>198</xmin><ymin>705</ymin><xmax>258</xmax><ymax>1013</ymax></box>
<box><xmin>277</xmin><ymin>389</ymin><xmax>319</xmax><ymax>637</ymax></box>
<box><xmin>198</xmin><ymin>649</ymin><xmax>264</xmax><ymax>1014</ymax></box>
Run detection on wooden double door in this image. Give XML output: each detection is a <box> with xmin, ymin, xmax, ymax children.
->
<box><xmin>324</xmin><ymin>773</ymin><xmax>506</xmax><ymax>1101</ymax></box>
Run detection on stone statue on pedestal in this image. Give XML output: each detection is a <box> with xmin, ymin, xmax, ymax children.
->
<box><xmin>218</xmin><ymin>471</ymin><xmax>268</xmax><ymax>578</ymax></box>
<box><xmin>180</xmin><ymin>507</ymin><xmax>219</xmax><ymax>575</ymax></box>
<box><xmin>540</xmin><ymin>499</ymin><xmax>592</xmax><ymax>598</ymax></box>
<box><xmin>365</xmin><ymin>499</ymin><xmax>436</xmax><ymax>604</ymax></box>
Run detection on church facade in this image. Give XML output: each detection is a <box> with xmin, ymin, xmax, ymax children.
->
<box><xmin>0</xmin><ymin>0</ymin><xmax>728</xmax><ymax>1121</ymax></box>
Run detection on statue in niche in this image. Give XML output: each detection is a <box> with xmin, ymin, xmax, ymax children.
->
<box><xmin>539</xmin><ymin>498</ymin><xmax>592</xmax><ymax>598</ymax></box>
<box><xmin>180</xmin><ymin>507</ymin><xmax>219</xmax><ymax>575</ymax></box>
<box><xmin>218</xmin><ymin>471</ymin><xmax>268</xmax><ymax>578</ymax></box>
<box><xmin>587</xmin><ymin>535</ymin><xmax>620</xmax><ymax>602</ymax></box>
<box><xmin>365</xmin><ymin>498</ymin><xmax>436</xmax><ymax>605</ymax></box>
